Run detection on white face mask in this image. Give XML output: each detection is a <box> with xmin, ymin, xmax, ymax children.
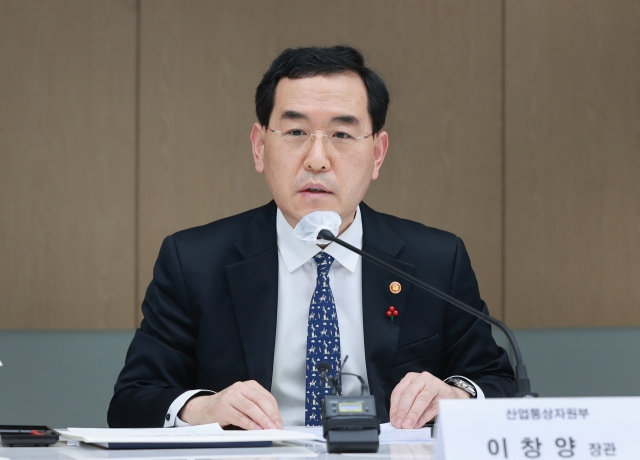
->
<box><xmin>293</xmin><ymin>211</ymin><xmax>342</xmax><ymax>245</ymax></box>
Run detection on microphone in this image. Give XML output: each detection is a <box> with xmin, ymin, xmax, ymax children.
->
<box><xmin>318</xmin><ymin>356</ymin><xmax>366</xmax><ymax>397</ymax></box>
<box><xmin>294</xmin><ymin>211</ymin><xmax>536</xmax><ymax>397</ymax></box>
<box><xmin>318</xmin><ymin>361</ymin><xmax>332</xmax><ymax>378</ymax></box>
<box><xmin>317</xmin><ymin>361</ymin><xmax>341</xmax><ymax>395</ymax></box>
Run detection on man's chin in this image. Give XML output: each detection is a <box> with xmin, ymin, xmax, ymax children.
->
<box><xmin>297</xmin><ymin>205</ymin><xmax>341</xmax><ymax>219</ymax></box>
<box><xmin>292</xmin><ymin>194</ymin><xmax>339</xmax><ymax>210</ymax></box>
<box><xmin>287</xmin><ymin>206</ymin><xmax>342</xmax><ymax>227</ymax></box>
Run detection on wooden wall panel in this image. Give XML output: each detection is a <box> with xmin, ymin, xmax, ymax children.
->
<box><xmin>505</xmin><ymin>1</ymin><xmax>640</xmax><ymax>328</ymax></box>
<box><xmin>0</xmin><ymin>0</ymin><xmax>137</xmax><ymax>329</ymax></box>
<box><xmin>3</xmin><ymin>0</ymin><xmax>637</xmax><ymax>331</ymax></box>
<box><xmin>138</xmin><ymin>0</ymin><xmax>504</xmax><ymax>322</ymax></box>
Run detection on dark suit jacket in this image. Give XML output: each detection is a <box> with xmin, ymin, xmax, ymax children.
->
<box><xmin>108</xmin><ymin>201</ymin><xmax>514</xmax><ymax>427</ymax></box>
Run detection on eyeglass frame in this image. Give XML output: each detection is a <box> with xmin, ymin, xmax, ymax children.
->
<box><xmin>266</xmin><ymin>125</ymin><xmax>374</xmax><ymax>152</ymax></box>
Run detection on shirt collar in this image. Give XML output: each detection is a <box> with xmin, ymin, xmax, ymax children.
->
<box><xmin>276</xmin><ymin>206</ymin><xmax>363</xmax><ymax>273</ymax></box>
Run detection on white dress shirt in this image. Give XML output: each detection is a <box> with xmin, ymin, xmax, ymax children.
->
<box><xmin>271</xmin><ymin>206</ymin><xmax>369</xmax><ymax>425</ymax></box>
<box><xmin>163</xmin><ymin>206</ymin><xmax>483</xmax><ymax>427</ymax></box>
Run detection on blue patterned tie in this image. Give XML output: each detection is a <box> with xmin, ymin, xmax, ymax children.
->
<box><xmin>305</xmin><ymin>252</ymin><xmax>341</xmax><ymax>426</ymax></box>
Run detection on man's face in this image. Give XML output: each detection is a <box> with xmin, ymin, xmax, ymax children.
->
<box><xmin>251</xmin><ymin>72</ymin><xmax>388</xmax><ymax>233</ymax></box>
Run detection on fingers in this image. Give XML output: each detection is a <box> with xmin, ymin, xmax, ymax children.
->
<box><xmin>414</xmin><ymin>402</ymin><xmax>438</xmax><ymax>428</ymax></box>
<box><xmin>389</xmin><ymin>375</ymin><xmax>411</xmax><ymax>423</ymax></box>
<box><xmin>233</xmin><ymin>382</ymin><xmax>283</xmax><ymax>430</ymax></box>
<box><xmin>391</xmin><ymin>373</ymin><xmax>436</xmax><ymax>429</ymax></box>
<box><xmin>390</xmin><ymin>372</ymin><xmax>453</xmax><ymax>429</ymax></box>
<box><xmin>199</xmin><ymin>381</ymin><xmax>283</xmax><ymax>430</ymax></box>
<box><xmin>226</xmin><ymin>406</ymin><xmax>263</xmax><ymax>431</ymax></box>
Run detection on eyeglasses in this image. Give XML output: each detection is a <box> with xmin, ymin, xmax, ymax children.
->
<box><xmin>267</xmin><ymin>125</ymin><xmax>373</xmax><ymax>154</ymax></box>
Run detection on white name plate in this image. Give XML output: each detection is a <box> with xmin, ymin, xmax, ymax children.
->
<box><xmin>435</xmin><ymin>397</ymin><xmax>640</xmax><ymax>459</ymax></box>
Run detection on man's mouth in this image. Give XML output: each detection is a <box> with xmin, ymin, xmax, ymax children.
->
<box><xmin>300</xmin><ymin>183</ymin><xmax>331</xmax><ymax>194</ymax></box>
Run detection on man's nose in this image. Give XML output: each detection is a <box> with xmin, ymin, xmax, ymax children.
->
<box><xmin>303</xmin><ymin>135</ymin><xmax>331</xmax><ymax>171</ymax></box>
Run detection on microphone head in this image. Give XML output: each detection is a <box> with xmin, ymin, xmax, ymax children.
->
<box><xmin>316</xmin><ymin>361</ymin><xmax>331</xmax><ymax>381</ymax></box>
<box><xmin>293</xmin><ymin>211</ymin><xmax>341</xmax><ymax>245</ymax></box>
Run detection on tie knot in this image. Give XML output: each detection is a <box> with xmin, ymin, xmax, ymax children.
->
<box><xmin>313</xmin><ymin>252</ymin><xmax>334</xmax><ymax>276</ymax></box>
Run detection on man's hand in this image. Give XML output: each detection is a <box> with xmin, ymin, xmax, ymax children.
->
<box><xmin>389</xmin><ymin>372</ymin><xmax>470</xmax><ymax>429</ymax></box>
<box><xmin>178</xmin><ymin>380</ymin><xmax>284</xmax><ymax>430</ymax></box>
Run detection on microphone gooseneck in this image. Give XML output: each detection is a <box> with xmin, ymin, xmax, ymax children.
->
<box><xmin>318</xmin><ymin>361</ymin><xmax>341</xmax><ymax>395</ymax></box>
<box><xmin>317</xmin><ymin>228</ymin><xmax>536</xmax><ymax>398</ymax></box>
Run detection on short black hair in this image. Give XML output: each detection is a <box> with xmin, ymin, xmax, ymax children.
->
<box><xmin>255</xmin><ymin>45</ymin><xmax>390</xmax><ymax>134</ymax></box>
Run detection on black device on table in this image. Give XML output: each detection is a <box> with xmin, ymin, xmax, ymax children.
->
<box><xmin>0</xmin><ymin>425</ymin><xmax>59</xmax><ymax>447</ymax></box>
<box><xmin>319</xmin><ymin>359</ymin><xmax>381</xmax><ymax>453</ymax></box>
<box><xmin>322</xmin><ymin>395</ymin><xmax>380</xmax><ymax>453</ymax></box>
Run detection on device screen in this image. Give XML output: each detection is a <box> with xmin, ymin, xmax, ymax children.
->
<box><xmin>338</xmin><ymin>402</ymin><xmax>364</xmax><ymax>413</ymax></box>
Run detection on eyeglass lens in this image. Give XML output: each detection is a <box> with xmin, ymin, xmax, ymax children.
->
<box><xmin>273</xmin><ymin>125</ymin><xmax>367</xmax><ymax>154</ymax></box>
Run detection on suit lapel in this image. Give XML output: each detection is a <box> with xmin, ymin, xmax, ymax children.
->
<box><xmin>226</xmin><ymin>201</ymin><xmax>279</xmax><ymax>391</ymax></box>
<box><xmin>360</xmin><ymin>203</ymin><xmax>414</xmax><ymax>418</ymax></box>
<box><xmin>224</xmin><ymin>201</ymin><xmax>414</xmax><ymax>405</ymax></box>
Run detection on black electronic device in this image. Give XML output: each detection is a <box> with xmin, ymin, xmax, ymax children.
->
<box><xmin>0</xmin><ymin>425</ymin><xmax>59</xmax><ymax>447</ymax></box>
<box><xmin>319</xmin><ymin>358</ymin><xmax>380</xmax><ymax>453</ymax></box>
<box><xmin>322</xmin><ymin>395</ymin><xmax>380</xmax><ymax>453</ymax></box>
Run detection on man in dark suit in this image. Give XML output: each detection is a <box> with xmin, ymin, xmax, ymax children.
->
<box><xmin>108</xmin><ymin>46</ymin><xmax>514</xmax><ymax>430</ymax></box>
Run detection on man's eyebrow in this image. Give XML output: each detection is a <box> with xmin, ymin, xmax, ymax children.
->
<box><xmin>280</xmin><ymin>110</ymin><xmax>309</xmax><ymax>121</ymax></box>
<box><xmin>330</xmin><ymin>115</ymin><xmax>361</xmax><ymax>126</ymax></box>
<box><xmin>279</xmin><ymin>111</ymin><xmax>361</xmax><ymax>126</ymax></box>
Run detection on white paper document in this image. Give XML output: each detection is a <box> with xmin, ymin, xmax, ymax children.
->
<box><xmin>379</xmin><ymin>422</ymin><xmax>434</xmax><ymax>443</ymax></box>
<box><xmin>60</xmin><ymin>444</ymin><xmax>318</xmax><ymax>460</ymax></box>
<box><xmin>57</xmin><ymin>423</ymin><xmax>317</xmax><ymax>449</ymax></box>
<box><xmin>284</xmin><ymin>422</ymin><xmax>433</xmax><ymax>444</ymax></box>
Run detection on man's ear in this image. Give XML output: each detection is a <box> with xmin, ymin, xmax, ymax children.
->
<box><xmin>250</xmin><ymin>123</ymin><xmax>267</xmax><ymax>173</ymax></box>
<box><xmin>371</xmin><ymin>130</ymin><xmax>389</xmax><ymax>180</ymax></box>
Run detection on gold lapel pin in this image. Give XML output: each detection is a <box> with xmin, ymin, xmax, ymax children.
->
<box><xmin>389</xmin><ymin>281</ymin><xmax>401</xmax><ymax>294</ymax></box>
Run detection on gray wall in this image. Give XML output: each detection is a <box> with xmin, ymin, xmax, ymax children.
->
<box><xmin>0</xmin><ymin>331</ymin><xmax>134</xmax><ymax>428</ymax></box>
<box><xmin>493</xmin><ymin>328</ymin><xmax>640</xmax><ymax>398</ymax></box>
<box><xmin>1</xmin><ymin>329</ymin><xmax>638</xmax><ymax>428</ymax></box>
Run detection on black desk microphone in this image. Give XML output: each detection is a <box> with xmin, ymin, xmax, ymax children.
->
<box><xmin>316</xmin><ymin>228</ymin><xmax>537</xmax><ymax>398</ymax></box>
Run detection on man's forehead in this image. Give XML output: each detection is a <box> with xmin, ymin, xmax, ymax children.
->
<box><xmin>276</xmin><ymin>71</ymin><xmax>366</xmax><ymax>92</ymax></box>
<box><xmin>272</xmin><ymin>73</ymin><xmax>369</xmax><ymax>124</ymax></box>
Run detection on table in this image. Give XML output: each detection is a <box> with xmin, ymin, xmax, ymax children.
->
<box><xmin>0</xmin><ymin>440</ymin><xmax>436</xmax><ymax>460</ymax></box>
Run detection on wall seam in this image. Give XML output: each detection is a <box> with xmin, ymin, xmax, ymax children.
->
<box><xmin>500</xmin><ymin>0</ymin><xmax>507</xmax><ymax>325</ymax></box>
<box><xmin>133</xmin><ymin>0</ymin><xmax>141</xmax><ymax>328</ymax></box>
